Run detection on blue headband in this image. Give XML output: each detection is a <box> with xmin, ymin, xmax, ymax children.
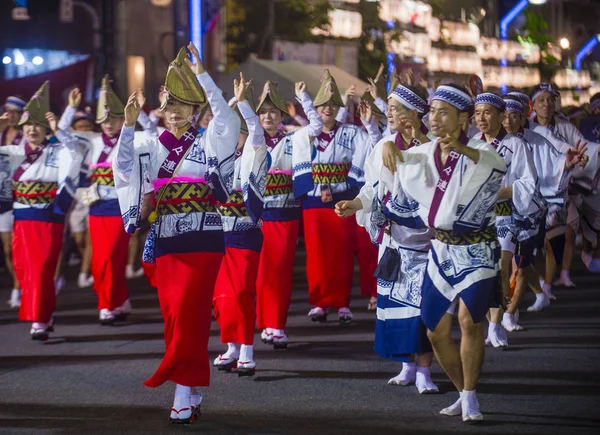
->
<box><xmin>504</xmin><ymin>99</ymin><xmax>524</xmax><ymax>113</ymax></box>
<box><xmin>531</xmin><ymin>83</ymin><xmax>558</xmax><ymax>102</ymax></box>
<box><xmin>432</xmin><ymin>85</ymin><xmax>473</xmax><ymax>112</ymax></box>
<box><xmin>475</xmin><ymin>93</ymin><xmax>506</xmax><ymax>111</ymax></box>
<box><xmin>4</xmin><ymin>96</ymin><xmax>26</xmax><ymax>111</ymax></box>
<box><xmin>507</xmin><ymin>91</ymin><xmax>530</xmax><ymax>106</ymax></box>
<box><xmin>389</xmin><ymin>85</ymin><xmax>428</xmax><ymax>114</ymax></box>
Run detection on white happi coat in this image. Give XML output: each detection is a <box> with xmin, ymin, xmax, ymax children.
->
<box><xmin>113</xmin><ymin>72</ymin><xmax>239</xmax><ymax>256</ymax></box>
<box><xmin>396</xmin><ymin>137</ymin><xmax>506</xmax><ymax>323</ymax></box>
<box><xmin>0</xmin><ymin>129</ymin><xmax>81</xmax><ymax>220</ymax></box>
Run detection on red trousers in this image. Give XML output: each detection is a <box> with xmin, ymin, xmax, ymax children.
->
<box><xmin>13</xmin><ymin>220</ymin><xmax>64</xmax><ymax>323</ymax></box>
<box><xmin>356</xmin><ymin>224</ymin><xmax>378</xmax><ymax>298</ymax></box>
<box><xmin>89</xmin><ymin>216</ymin><xmax>130</xmax><ymax>311</ymax></box>
<box><xmin>213</xmin><ymin>247</ymin><xmax>259</xmax><ymax>345</ymax></box>
<box><xmin>256</xmin><ymin>220</ymin><xmax>300</xmax><ymax>330</ymax></box>
<box><xmin>144</xmin><ymin>252</ymin><xmax>222</xmax><ymax>388</ymax></box>
<box><xmin>303</xmin><ymin>208</ymin><xmax>356</xmax><ymax>309</ymax></box>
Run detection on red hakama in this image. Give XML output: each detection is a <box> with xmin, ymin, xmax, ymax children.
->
<box><xmin>213</xmin><ymin>247</ymin><xmax>260</xmax><ymax>345</ymax></box>
<box><xmin>13</xmin><ymin>220</ymin><xmax>64</xmax><ymax>323</ymax></box>
<box><xmin>144</xmin><ymin>251</ymin><xmax>222</xmax><ymax>388</ymax></box>
<box><xmin>256</xmin><ymin>220</ymin><xmax>300</xmax><ymax>329</ymax></box>
<box><xmin>89</xmin><ymin>216</ymin><xmax>130</xmax><ymax>310</ymax></box>
<box><xmin>303</xmin><ymin>209</ymin><xmax>356</xmax><ymax>309</ymax></box>
<box><xmin>355</xmin><ymin>223</ymin><xmax>378</xmax><ymax>298</ymax></box>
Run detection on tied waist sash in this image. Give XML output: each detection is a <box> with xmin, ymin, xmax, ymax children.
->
<box><xmin>154</xmin><ymin>182</ymin><xmax>215</xmax><ymax>216</ymax></box>
<box><xmin>13</xmin><ymin>181</ymin><xmax>58</xmax><ymax>205</ymax></box>
<box><xmin>312</xmin><ymin>162</ymin><xmax>351</xmax><ymax>185</ymax></box>
<box><xmin>495</xmin><ymin>201</ymin><xmax>512</xmax><ymax>216</ymax></box>
<box><xmin>90</xmin><ymin>167</ymin><xmax>115</xmax><ymax>186</ymax></box>
<box><xmin>265</xmin><ymin>173</ymin><xmax>293</xmax><ymax>196</ymax></box>
<box><xmin>216</xmin><ymin>191</ymin><xmax>249</xmax><ymax>218</ymax></box>
<box><xmin>435</xmin><ymin>226</ymin><xmax>497</xmax><ymax>246</ymax></box>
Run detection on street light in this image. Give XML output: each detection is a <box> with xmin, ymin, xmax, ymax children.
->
<box><xmin>32</xmin><ymin>56</ymin><xmax>43</xmax><ymax>65</ymax></box>
<box><xmin>560</xmin><ymin>38</ymin><xmax>570</xmax><ymax>50</ymax></box>
<box><xmin>528</xmin><ymin>0</ymin><xmax>547</xmax><ymax>5</ymax></box>
<box><xmin>2</xmin><ymin>56</ymin><xmax>11</xmax><ymax>65</ymax></box>
<box><xmin>14</xmin><ymin>50</ymin><xmax>25</xmax><ymax>66</ymax></box>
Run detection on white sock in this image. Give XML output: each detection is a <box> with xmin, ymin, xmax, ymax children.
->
<box><xmin>560</xmin><ymin>270</ymin><xmax>570</xmax><ymax>281</ymax></box>
<box><xmin>535</xmin><ymin>292</ymin><xmax>545</xmax><ymax>303</ymax></box>
<box><xmin>190</xmin><ymin>386</ymin><xmax>202</xmax><ymax>407</ymax></box>
<box><xmin>440</xmin><ymin>393</ymin><xmax>462</xmax><ymax>416</ymax></box>
<box><xmin>488</xmin><ymin>321</ymin><xmax>497</xmax><ymax>336</ymax></box>
<box><xmin>173</xmin><ymin>384</ymin><xmax>191</xmax><ymax>410</ymax></box>
<box><xmin>272</xmin><ymin>328</ymin><xmax>284</xmax><ymax>337</ymax></box>
<box><xmin>224</xmin><ymin>343</ymin><xmax>239</xmax><ymax>359</ymax></box>
<box><xmin>240</xmin><ymin>344</ymin><xmax>253</xmax><ymax>362</ymax></box>
<box><xmin>403</xmin><ymin>362</ymin><xmax>416</xmax><ymax>370</ymax></box>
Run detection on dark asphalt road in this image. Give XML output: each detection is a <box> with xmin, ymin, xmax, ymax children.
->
<box><xmin>1</xmin><ymin>249</ymin><xmax>599</xmax><ymax>435</ymax></box>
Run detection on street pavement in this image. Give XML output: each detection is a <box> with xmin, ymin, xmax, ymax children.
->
<box><xmin>0</xmin><ymin>248</ymin><xmax>599</xmax><ymax>435</ymax></box>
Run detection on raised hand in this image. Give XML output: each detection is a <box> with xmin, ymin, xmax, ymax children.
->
<box><xmin>335</xmin><ymin>199</ymin><xmax>362</xmax><ymax>219</ymax></box>
<box><xmin>286</xmin><ymin>101</ymin><xmax>297</xmax><ymax>118</ymax></box>
<box><xmin>0</xmin><ymin>113</ymin><xmax>10</xmax><ymax>132</ymax></box>
<box><xmin>382</xmin><ymin>140</ymin><xmax>404</xmax><ymax>173</ymax></box>
<box><xmin>45</xmin><ymin>112</ymin><xmax>58</xmax><ymax>133</ymax></box>
<box><xmin>68</xmin><ymin>88</ymin><xmax>82</xmax><ymax>109</ymax></box>
<box><xmin>295</xmin><ymin>81</ymin><xmax>307</xmax><ymax>99</ymax></box>
<box><xmin>367</xmin><ymin>78</ymin><xmax>378</xmax><ymax>100</ymax></box>
<box><xmin>234</xmin><ymin>72</ymin><xmax>250</xmax><ymax>102</ymax></box>
<box><xmin>124</xmin><ymin>90</ymin><xmax>144</xmax><ymax>127</ymax></box>
<box><xmin>358</xmin><ymin>100</ymin><xmax>373</xmax><ymax>123</ymax></box>
<box><xmin>566</xmin><ymin>139</ymin><xmax>589</xmax><ymax>169</ymax></box>
<box><xmin>344</xmin><ymin>84</ymin><xmax>357</xmax><ymax>105</ymax></box>
<box><xmin>185</xmin><ymin>42</ymin><xmax>206</xmax><ymax>75</ymax></box>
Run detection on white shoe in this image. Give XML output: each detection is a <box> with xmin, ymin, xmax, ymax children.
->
<box><xmin>527</xmin><ymin>292</ymin><xmax>550</xmax><ymax>312</ymax></box>
<box><xmin>461</xmin><ymin>391</ymin><xmax>483</xmax><ymax>423</ymax></box>
<box><xmin>388</xmin><ymin>362</ymin><xmax>416</xmax><ymax>386</ymax></box>
<box><xmin>7</xmin><ymin>289</ymin><xmax>20</xmax><ymax>308</ymax></box>
<box><xmin>308</xmin><ymin>306</ymin><xmax>327</xmax><ymax>322</ymax></box>
<box><xmin>440</xmin><ymin>397</ymin><xmax>462</xmax><ymax>416</ymax></box>
<box><xmin>54</xmin><ymin>276</ymin><xmax>65</xmax><ymax>295</ymax></box>
<box><xmin>77</xmin><ymin>273</ymin><xmax>93</xmax><ymax>288</ymax></box>
<box><xmin>113</xmin><ymin>299</ymin><xmax>132</xmax><ymax>319</ymax></box>
<box><xmin>553</xmin><ymin>277</ymin><xmax>576</xmax><ymax>288</ymax></box>
<box><xmin>30</xmin><ymin>322</ymin><xmax>49</xmax><ymax>341</ymax></box>
<box><xmin>260</xmin><ymin>329</ymin><xmax>273</xmax><ymax>343</ymax></box>
<box><xmin>99</xmin><ymin>308</ymin><xmax>115</xmax><ymax>325</ymax></box>
<box><xmin>272</xmin><ymin>330</ymin><xmax>288</xmax><ymax>349</ymax></box>
<box><xmin>502</xmin><ymin>313</ymin><xmax>524</xmax><ymax>332</ymax></box>
<box><xmin>237</xmin><ymin>360</ymin><xmax>256</xmax><ymax>377</ymax></box>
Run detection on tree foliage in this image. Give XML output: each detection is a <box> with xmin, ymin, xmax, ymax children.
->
<box><xmin>517</xmin><ymin>10</ymin><xmax>558</xmax><ymax>80</ymax></box>
<box><xmin>226</xmin><ymin>0</ymin><xmax>332</xmax><ymax>71</ymax></box>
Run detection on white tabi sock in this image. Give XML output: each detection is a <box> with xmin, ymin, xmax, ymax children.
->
<box><xmin>527</xmin><ymin>292</ymin><xmax>550</xmax><ymax>312</ymax></box>
<box><xmin>388</xmin><ymin>362</ymin><xmax>416</xmax><ymax>385</ymax></box>
<box><xmin>440</xmin><ymin>393</ymin><xmax>462</xmax><ymax>416</ymax></box>
<box><xmin>559</xmin><ymin>270</ymin><xmax>575</xmax><ymax>287</ymax></box>
<box><xmin>415</xmin><ymin>366</ymin><xmax>439</xmax><ymax>394</ymax></box>
<box><xmin>171</xmin><ymin>384</ymin><xmax>192</xmax><ymax>419</ymax></box>
<box><xmin>190</xmin><ymin>387</ymin><xmax>202</xmax><ymax>408</ymax></box>
<box><xmin>461</xmin><ymin>389</ymin><xmax>483</xmax><ymax>422</ymax></box>
<box><xmin>239</xmin><ymin>344</ymin><xmax>253</xmax><ymax>363</ymax></box>
<box><xmin>502</xmin><ymin>312</ymin><xmax>523</xmax><ymax>332</ymax></box>
<box><xmin>224</xmin><ymin>343</ymin><xmax>240</xmax><ymax>359</ymax></box>
<box><xmin>542</xmin><ymin>282</ymin><xmax>556</xmax><ymax>300</ymax></box>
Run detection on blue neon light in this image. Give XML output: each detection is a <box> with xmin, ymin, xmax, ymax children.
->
<box><xmin>574</xmin><ymin>35</ymin><xmax>599</xmax><ymax>70</ymax></box>
<box><xmin>189</xmin><ymin>0</ymin><xmax>203</xmax><ymax>62</ymax></box>
<box><xmin>500</xmin><ymin>0</ymin><xmax>529</xmax><ymax>39</ymax></box>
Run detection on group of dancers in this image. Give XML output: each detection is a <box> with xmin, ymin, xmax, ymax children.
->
<box><xmin>1</xmin><ymin>42</ymin><xmax>599</xmax><ymax>425</ymax></box>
